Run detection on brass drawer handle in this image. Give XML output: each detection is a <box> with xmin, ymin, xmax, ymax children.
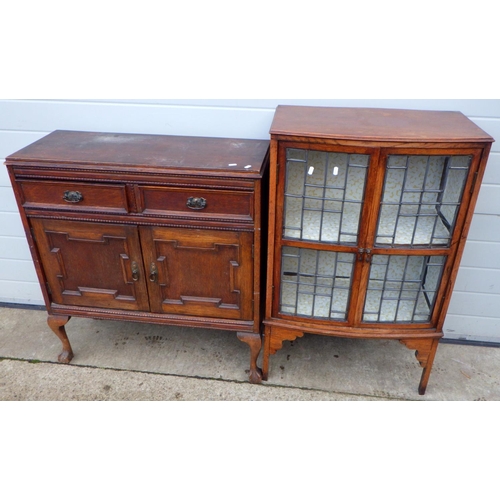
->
<box><xmin>131</xmin><ymin>261</ymin><xmax>140</xmax><ymax>282</ymax></box>
<box><xmin>149</xmin><ymin>262</ymin><xmax>158</xmax><ymax>283</ymax></box>
<box><xmin>186</xmin><ymin>197</ymin><xmax>207</xmax><ymax>210</ymax></box>
<box><xmin>63</xmin><ymin>190</ymin><xmax>83</xmax><ymax>203</ymax></box>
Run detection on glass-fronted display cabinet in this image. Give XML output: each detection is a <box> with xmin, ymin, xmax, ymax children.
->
<box><xmin>263</xmin><ymin>106</ymin><xmax>493</xmax><ymax>394</ymax></box>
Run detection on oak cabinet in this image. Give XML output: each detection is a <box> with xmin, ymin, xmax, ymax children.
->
<box><xmin>263</xmin><ymin>106</ymin><xmax>494</xmax><ymax>394</ymax></box>
<box><xmin>6</xmin><ymin>131</ymin><xmax>269</xmax><ymax>383</ymax></box>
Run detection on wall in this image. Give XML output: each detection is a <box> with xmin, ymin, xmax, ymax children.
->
<box><xmin>1</xmin><ymin>99</ymin><xmax>499</xmax><ymax>342</ymax></box>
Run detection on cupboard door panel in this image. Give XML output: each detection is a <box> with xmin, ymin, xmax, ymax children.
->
<box><xmin>31</xmin><ymin>219</ymin><xmax>149</xmax><ymax>311</ymax></box>
<box><xmin>141</xmin><ymin>227</ymin><xmax>253</xmax><ymax>320</ymax></box>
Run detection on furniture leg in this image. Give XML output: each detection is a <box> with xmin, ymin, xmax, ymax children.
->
<box><xmin>47</xmin><ymin>314</ymin><xmax>73</xmax><ymax>363</ymax></box>
<box><xmin>400</xmin><ymin>338</ymin><xmax>440</xmax><ymax>395</ymax></box>
<box><xmin>237</xmin><ymin>332</ymin><xmax>263</xmax><ymax>384</ymax></box>
<box><xmin>262</xmin><ymin>325</ymin><xmax>304</xmax><ymax>382</ymax></box>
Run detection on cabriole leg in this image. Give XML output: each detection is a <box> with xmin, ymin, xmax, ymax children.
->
<box><xmin>47</xmin><ymin>314</ymin><xmax>73</xmax><ymax>363</ymax></box>
<box><xmin>237</xmin><ymin>332</ymin><xmax>262</xmax><ymax>384</ymax></box>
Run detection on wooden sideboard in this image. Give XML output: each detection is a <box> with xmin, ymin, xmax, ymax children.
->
<box><xmin>6</xmin><ymin>130</ymin><xmax>269</xmax><ymax>382</ymax></box>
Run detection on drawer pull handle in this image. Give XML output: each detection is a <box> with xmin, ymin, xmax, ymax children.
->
<box><xmin>63</xmin><ymin>190</ymin><xmax>84</xmax><ymax>203</ymax></box>
<box><xmin>131</xmin><ymin>261</ymin><xmax>140</xmax><ymax>282</ymax></box>
<box><xmin>149</xmin><ymin>262</ymin><xmax>158</xmax><ymax>283</ymax></box>
<box><xmin>186</xmin><ymin>197</ymin><xmax>207</xmax><ymax>210</ymax></box>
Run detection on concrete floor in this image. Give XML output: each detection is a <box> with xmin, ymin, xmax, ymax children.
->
<box><xmin>1</xmin><ymin>305</ymin><xmax>499</xmax><ymax>400</ymax></box>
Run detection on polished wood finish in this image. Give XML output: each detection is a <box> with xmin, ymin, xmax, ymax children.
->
<box><xmin>399</xmin><ymin>338</ymin><xmax>440</xmax><ymax>396</ymax></box>
<box><xmin>31</xmin><ymin>218</ymin><xmax>150</xmax><ymax>311</ymax></box>
<box><xmin>140</xmin><ymin>226</ymin><xmax>253</xmax><ymax>319</ymax></box>
<box><xmin>47</xmin><ymin>314</ymin><xmax>73</xmax><ymax>363</ymax></box>
<box><xmin>6</xmin><ymin>131</ymin><xmax>269</xmax><ymax>383</ymax></box>
<box><xmin>264</xmin><ymin>106</ymin><xmax>494</xmax><ymax>394</ymax></box>
<box><xmin>18</xmin><ymin>179</ymin><xmax>129</xmax><ymax>213</ymax></box>
<box><xmin>237</xmin><ymin>332</ymin><xmax>263</xmax><ymax>383</ymax></box>
<box><xmin>269</xmin><ymin>106</ymin><xmax>494</xmax><ymax>143</ymax></box>
<box><xmin>138</xmin><ymin>185</ymin><xmax>254</xmax><ymax>221</ymax></box>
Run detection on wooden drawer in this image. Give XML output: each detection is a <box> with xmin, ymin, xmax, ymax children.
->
<box><xmin>137</xmin><ymin>186</ymin><xmax>253</xmax><ymax>221</ymax></box>
<box><xmin>18</xmin><ymin>179</ymin><xmax>129</xmax><ymax>214</ymax></box>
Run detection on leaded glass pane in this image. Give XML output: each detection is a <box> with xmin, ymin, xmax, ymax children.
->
<box><xmin>283</xmin><ymin>148</ymin><xmax>369</xmax><ymax>244</ymax></box>
<box><xmin>362</xmin><ymin>254</ymin><xmax>446</xmax><ymax>323</ymax></box>
<box><xmin>376</xmin><ymin>155</ymin><xmax>470</xmax><ymax>247</ymax></box>
<box><xmin>280</xmin><ymin>246</ymin><xmax>355</xmax><ymax>320</ymax></box>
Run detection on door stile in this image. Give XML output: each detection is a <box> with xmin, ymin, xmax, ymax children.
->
<box><xmin>349</xmin><ymin>148</ymin><xmax>383</xmax><ymax>326</ymax></box>
<box><xmin>265</xmin><ymin>139</ymin><xmax>279</xmax><ymax>320</ymax></box>
<box><xmin>270</xmin><ymin>142</ymin><xmax>288</xmax><ymax>318</ymax></box>
<box><xmin>137</xmin><ymin>226</ymin><xmax>160</xmax><ymax>313</ymax></box>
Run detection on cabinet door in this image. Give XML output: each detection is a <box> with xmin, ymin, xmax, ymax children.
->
<box><xmin>360</xmin><ymin>149</ymin><xmax>482</xmax><ymax>326</ymax></box>
<box><xmin>31</xmin><ymin>219</ymin><xmax>150</xmax><ymax>311</ymax></box>
<box><xmin>140</xmin><ymin>226</ymin><xmax>254</xmax><ymax>320</ymax></box>
<box><xmin>275</xmin><ymin>144</ymin><xmax>482</xmax><ymax>328</ymax></box>
<box><xmin>275</xmin><ymin>143</ymin><xmax>375</xmax><ymax>322</ymax></box>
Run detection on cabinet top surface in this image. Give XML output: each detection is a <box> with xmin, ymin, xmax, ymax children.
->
<box><xmin>270</xmin><ymin>106</ymin><xmax>494</xmax><ymax>143</ymax></box>
<box><xmin>6</xmin><ymin>130</ymin><xmax>270</xmax><ymax>176</ymax></box>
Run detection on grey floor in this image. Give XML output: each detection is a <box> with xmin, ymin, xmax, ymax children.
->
<box><xmin>1</xmin><ymin>305</ymin><xmax>499</xmax><ymax>400</ymax></box>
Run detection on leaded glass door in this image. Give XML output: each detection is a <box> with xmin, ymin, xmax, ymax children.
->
<box><xmin>275</xmin><ymin>143</ymin><xmax>482</xmax><ymax>328</ymax></box>
<box><xmin>360</xmin><ymin>150</ymin><xmax>478</xmax><ymax>326</ymax></box>
<box><xmin>275</xmin><ymin>143</ymin><xmax>374</xmax><ymax>322</ymax></box>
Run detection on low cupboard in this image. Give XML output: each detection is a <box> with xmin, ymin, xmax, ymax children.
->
<box><xmin>6</xmin><ymin>131</ymin><xmax>269</xmax><ymax>383</ymax></box>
